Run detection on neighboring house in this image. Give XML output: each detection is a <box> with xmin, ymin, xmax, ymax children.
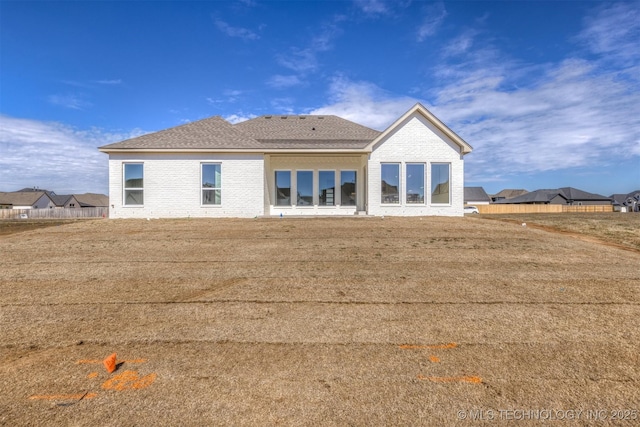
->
<box><xmin>464</xmin><ymin>187</ymin><xmax>491</xmax><ymax>205</ymax></box>
<box><xmin>99</xmin><ymin>103</ymin><xmax>473</xmax><ymax>218</ymax></box>
<box><xmin>74</xmin><ymin>193</ymin><xmax>109</xmax><ymax>208</ymax></box>
<box><xmin>494</xmin><ymin>187</ymin><xmax>612</xmax><ymax>205</ymax></box>
<box><xmin>490</xmin><ymin>189</ymin><xmax>529</xmax><ymax>203</ymax></box>
<box><xmin>51</xmin><ymin>194</ymin><xmax>80</xmax><ymax>208</ymax></box>
<box><xmin>611</xmin><ymin>191</ymin><xmax>640</xmax><ymax>212</ymax></box>
<box><xmin>52</xmin><ymin>193</ymin><xmax>109</xmax><ymax>208</ymax></box>
<box><xmin>0</xmin><ymin>191</ymin><xmax>56</xmax><ymax>209</ymax></box>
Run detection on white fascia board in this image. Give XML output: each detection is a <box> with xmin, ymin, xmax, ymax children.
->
<box><xmin>365</xmin><ymin>103</ymin><xmax>473</xmax><ymax>154</ymax></box>
<box><xmin>98</xmin><ymin>148</ymin><xmax>371</xmax><ymax>154</ymax></box>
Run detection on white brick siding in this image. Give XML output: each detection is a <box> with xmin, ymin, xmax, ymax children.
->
<box><xmin>108</xmin><ymin>153</ymin><xmax>264</xmax><ymax>218</ymax></box>
<box><xmin>367</xmin><ymin>113</ymin><xmax>465</xmax><ymax>216</ymax></box>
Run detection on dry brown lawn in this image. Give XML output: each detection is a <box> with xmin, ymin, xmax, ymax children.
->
<box><xmin>1</xmin><ymin>215</ymin><xmax>639</xmax><ymax>426</ymax></box>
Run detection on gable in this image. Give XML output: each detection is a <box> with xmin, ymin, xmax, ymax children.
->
<box><xmin>366</xmin><ymin>103</ymin><xmax>472</xmax><ymax>155</ymax></box>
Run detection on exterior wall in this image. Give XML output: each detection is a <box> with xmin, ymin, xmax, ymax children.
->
<box><xmin>267</xmin><ymin>154</ymin><xmax>368</xmax><ymax>216</ymax></box>
<box><xmin>14</xmin><ymin>194</ymin><xmax>55</xmax><ymax>210</ymax></box>
<box><xmin>61</xmin><ymin>196</ymin><xmax>80</xmax><ymax>209</ymax></box>
<box><xmin>108</xmin><ymin>153</ymin><xmax>264</xmax><ymax>218</ymax></box>
<box><xmin>367</xmin><ymin>113</ymin><xmax>465</xmax><ymax>216</ymax></box>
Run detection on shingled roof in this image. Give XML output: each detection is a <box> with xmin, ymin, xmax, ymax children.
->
<box><xmin>99</xmin><ymin>116</ymin><xmax>264</xmax><ymax>151</ymax></box>
<box><xmin>494</xmin><ymin>187</ymin><xmax>611</xmax><ymax>204</ymax></box>
<box><xmin>234</xmin><ymin>115</ymin><xmax>380</xmax><ymax>147</ymax></box>
<box><xmin>75</xmin><ymin>193</ymin><xmax>109</xmax><ymax>207</ymax></box>
<box><xmin>0</xmin><ymin>191</ymin><xmax>52</xmax><ymax>206</ymax></box>
<box><xmin>100</xmin><ymin>115</ymin><xmax>381</xmax><ymax>152</ymax></box>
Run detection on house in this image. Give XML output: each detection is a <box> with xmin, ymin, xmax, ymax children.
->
<box><xmin>494</xmin><ymin>187</ymin><xmax>612</xmax><ymax>206</ymax></box>
<box><xmin>99</xmin><ymin>103</ymin><xmax>473</xmax><ymax>218</ymax></box>
<box><xmin>611</xmin><ymin>191</ymin><xmax>640</xmax><ymax>212</ymax></box>
<box><xmin>74</xmin><ymin>193</ymin><xmax>109</xmax><ymax>208</ymax></box>
<box><xmin>50</xmin><ymin>193</ymin><xmax>109</xmax><ymax>209</ymax></box>
<box><xmin>464</xmin><ymin>187</ymin><xmax>491</xmax><ymax>205</ymax></box>
<box><xmin>51</xmin><ymin>194</ymin><xmax>80</xmax><ymax>208</ymax></box>
<box><xmin>490</xmin><ymin>189</ymin><xmax>529</xmax><ymax>203</ymax></box>
<box><xmin>0</xmin><ymin>191</ymin><xmax>56</xmax><ymax>209</ymax></box>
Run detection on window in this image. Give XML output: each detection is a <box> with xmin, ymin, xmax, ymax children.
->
<box><xmin>202</xmin><ymin>163</ymin><xmax>221</xmax><ymax>205</ymax></box>
<box><xmin>431</xmin><ymin>163</ymin><xmax>450</xmax><ymax>204</ymax></box>
<box><xmin>340</xmin><ymin>171</ymin><xmax>357</xmax><ymax>206</ymax></box>
<box><xmin>275</xmin><ymin>171</ymin><xmax>291</xmax><ymax>206</ymax></box>
<box><xmin>319</xmin><ymin>171</ymin><xmax>335</xmax><ymax>206</ymax></box>
<box><xmin>124</xmin><ymin>163</ymin><xmax>144</xmax><ymax>205</ymax></box>
<box><xmin>296</xmin><ymin>171</ymin><xmax>313</xmax><ymax>206</ymax></box>
<box><xmin>381</xmin><ymin>163</ymin><xmax>400</xmax><ymax>204</ymax></box>
<box><xmin>406</xmin><ymin>163</ymin><xmax>425</xmax><ymax>204</ymax></box>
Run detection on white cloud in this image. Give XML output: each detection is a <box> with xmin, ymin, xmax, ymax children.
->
<box><xmin>207</xmin><ymin>89</ymin><xmax>245</xmax><ymax>105</ymax></box>
<box><xmin>266</xmin><ymin>74</ymin><xmax>303</xmax><ymax>89</ymax></box>
<box><xmin>309</xmin><ymin>76</ymin><xmax>417</xmax><ymax>130</ymax></box>
<box><xmin>277</xmin><ymin>47</ymin><xmax>318</xmax><ymax>73</ymax></box>
<box><xmin>225</xmin><ymin>113</ymin><xmax>257</xmax><ymax>124</ymax></box>
<box><xmin>0</xmin><ymin>116</ymin><xmax>143</xmax><ymax>193</ymax></box>
<box><xmin>308</xmin><ymin>3</ymin><xmax>639</xmax><ymax>188</ymax></box>
<box><xmin>214</xmin><ymin>19</ymin><xmax>260</xmax><ymax>41</ymax></box>
<box><xmin>576</xmin><ymin>1</ymin><xmax>640</xmax><ymax>66</ymax></box>
<box><xmin>48</xmin><ymin>94</ymin><xmax>92</xmax><ymax>110</ymax></box>
<box><xmin>96</xmin><ymin>79</ymin><xmax>122</xmax><ymax>85</ymax></box>
<box><xmin>417</xmin><ymin>2</ymin><xmax>447</xmax><ymax>41</ymax></box>
<box><xmin>427</xmin><ymin>2</ymin><xmax>640</xmax><ymax>185</ymax></box>
<box><xmin>353</xmin><ymin>0</ymin><xmax>389</xmax><ymax>15</ymax></box>
<box><xmin>276</xmin><ymin>15</ymin><xmax>344</xmax><ymax>76</ymax></box>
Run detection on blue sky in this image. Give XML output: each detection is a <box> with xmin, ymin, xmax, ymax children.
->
<box><xmin>1</xmin><ymin>0</ymin><xmax>638</xmax><ymax>196</ymax></box>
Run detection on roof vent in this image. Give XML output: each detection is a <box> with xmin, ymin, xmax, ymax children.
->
<box><xmin>281</xmin><ymin>116</ymin><xmax>287</xmax><ymax>119</ymax></box>
<box><xmin>265</xmin><ymin>116</ymin><xmax>272</xmax><ymax>119</ymax></box>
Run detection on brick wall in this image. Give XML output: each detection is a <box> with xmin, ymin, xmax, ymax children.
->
<box><xmin>108</xmin><ymin>153</ymin><xmax>264</xmax><ymax>218</ymax></box>
<box><xmin>367</xmin><ymin>114</ymin><xmax>465</xmax><ymax>216</ymax></box>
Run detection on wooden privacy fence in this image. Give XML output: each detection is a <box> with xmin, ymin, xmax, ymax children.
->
<box><xmin>0</xmin><ymin>207</ymin><xmax>109</xmax><ymax>219</ymax></box>
<box><xmin>475</xmin><ymin>204</ymin><xmax>614</xmax><ymax>214</ymax></box>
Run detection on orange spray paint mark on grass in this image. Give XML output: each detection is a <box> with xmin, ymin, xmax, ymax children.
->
<box><xmin>101</xmin><ymin>370</ymin><xmax>157</xmax><ymax>391</ymax></box>
<box><xmin>429</xmin><ymin>356</ymin><xmax>440</xmax><ymax>363</ymax></box>
<box><xmin>418</xmin><ymin>375</ymin><xmax>482</xmax><ymax>384</ymax></box>
<box><xmin>77</xmin><ymin>358</ymin><xmax>148</xmax><ymax>365</ymax></box>
<box><xmin>29</xmin><ymin>393</ymin><xmax>98</xmax><ymax>400</ymax></box>
<box><xmin>87</xmin><ymin>372</ymin><xmax>99</xmax><ymax>379</ymax></box>
<box><xmin>399</xmin><ymin>342</ymin><xmax>457</xmax><ymax>350</ymax></box>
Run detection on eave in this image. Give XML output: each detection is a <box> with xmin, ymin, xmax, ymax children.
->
<box><xmin>98</xmin><ymin>148</ymin><xmax>372</xmax><ymax>155</ymax></box>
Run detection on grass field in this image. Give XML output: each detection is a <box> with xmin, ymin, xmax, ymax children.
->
<box><xmin>1</xmin><ymin>214</ymin><xmax>639</xmax><ymax>426</ymax></box>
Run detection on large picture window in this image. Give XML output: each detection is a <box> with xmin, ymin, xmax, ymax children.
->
<box><xmin>340</xmin><ymin>171</ymin><xmax>356</xmax><ymax>206</ymax></box>
<box><xmin>296</xmin><ymin>171</ymin><xmax>313</xmax><ymax>206</ymax></box>
<box><xmin>406</xmin><ymin>163</ymin><xmax>425</xmax><ymax>204</ymax></box>
<box><xmin>275</xmin><ymin>171</ymin><xmax>291</xmax><ymax>206</ymax></box>
<box><xmin>319</xmin><ymin>171</ymin><xmax>335</xmax><ymax>206</ymax></box>
<box><xmin>381</xmin><ymin>163</ymin><xmax>400</xmax><ymax>204</ymax></box>
<box><xmin>202</xmin><ymin>163</ymin><xmax>221</xmax><ymax>205</ymax></box>
<box><xmin>124</xmin><ymin>163</ymin><xmax>144</xmax><ymax>205</ymax></box>
<box><xmin>431</xmin><ymin>163</ymin><xmax>450</xmax><ymax>204</ymax></box>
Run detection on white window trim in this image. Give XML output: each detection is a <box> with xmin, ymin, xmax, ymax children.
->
<box><xmin>405</xmin><ymin>162</ymin><xmax>426</xmax><ymax>206</ymax></box>
<box><xmin>339</xmin><ymin>169</ymin><xmax>357</xmax><ymax>208</ymax></box>
<box><xmin>201</xmin><ymin>163</ymin><xmax>222</xmax><ymax>207</ymax></box>
<box><xmin>123</xmin><ymin>162</ymin><xmax>144</xmax><ymax>207</ymax></box>
<box><xmin>381</xmin><ymin>162</ymin><xmax>401</xmax><ymax>206</ymax></box>
<box><xmin>430</xmin><ymin>162</ymin><xmax>452</xmax><ymax>206</ymax></box>
<box><xmin>275</xmin><ymin>169</ymin><xmax>293</xmax><ymax>207</ymax></box>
